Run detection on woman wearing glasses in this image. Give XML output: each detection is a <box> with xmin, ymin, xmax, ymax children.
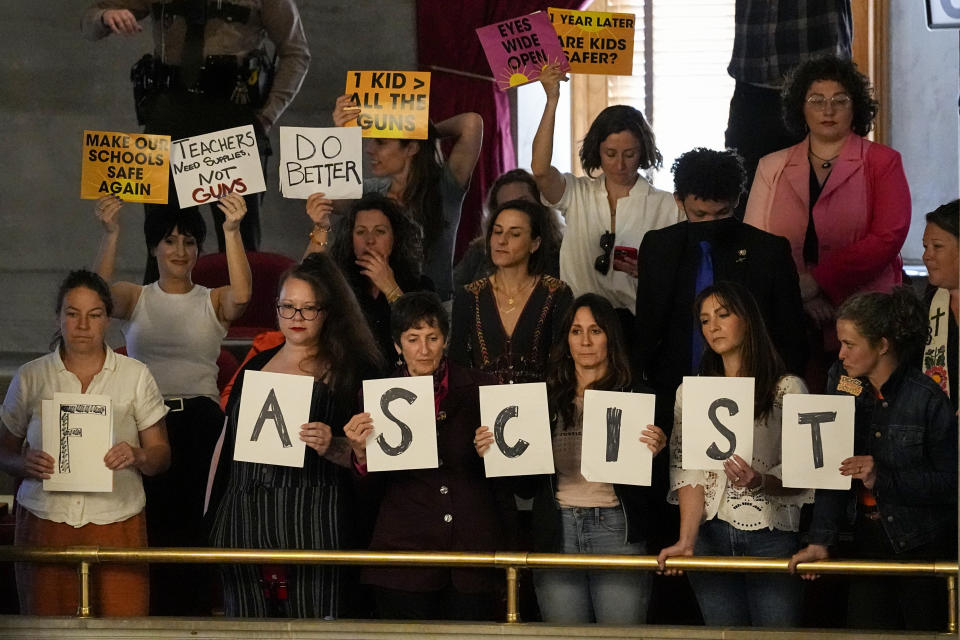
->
<box><xmin>92</xmin><ymin>193</ymin><xmax>251</xmax><ymax>615</ymax></box>
<box><xmin>208</xmin><ymin>253</ymin><xmax>384</xmax><ymax>617</ymax></box>
<box><xmin>745</xmin><ymin>56</ymin><xmax>910</xmax><ymax>388</ymax></box>
<box><xmin>531</xmin><ymin>64</ymin><xmax>679</xmax><ymax>330</ymax></box>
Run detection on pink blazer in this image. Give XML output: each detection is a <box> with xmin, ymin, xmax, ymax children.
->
<box><xmin>744</xmin><ymin>134</ymin><xmax>911</xmax><ymax>306</ymax></box>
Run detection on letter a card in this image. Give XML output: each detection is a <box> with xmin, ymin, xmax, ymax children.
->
<box><xmin>681</xmin><ymin>377</ymin><xmax>754</xmax><ymax>471</ymax></box>
<box><xmin>234</xmin><ymin>370</ymin><xmax>312</xmax><ymax>467</ymax></box>
<box><xmin>479</xmin><ymin>382</ymin><xmax>553</xmax><ymax>478</ymax></box>
<box><xmin>581</xmin><ymin>390</ymin><xmax>655</xmax><ymax>486</ymax></box>
<box><xmin>363</xmin><ymin>376</ymin><xmax>436</xmax><ymax>472</ymax></box>
<box><xmin>42</xmin><ymin>393</ymin><xmax>113</xmax><ymax>492</ymax></box>
<box><xmin>781</xmin><ymin>394</ymin><xmax>854</xmax><ymax>489</ymax></box>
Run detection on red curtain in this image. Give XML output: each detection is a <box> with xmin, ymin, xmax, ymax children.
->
<box><xmin>416</xmin><ymin>0</ymin><xmax>589</xmax><ymax>260</ymax></box>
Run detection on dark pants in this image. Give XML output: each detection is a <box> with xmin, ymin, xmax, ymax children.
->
<box><xmin>373</xmin><ymin>585</ymin><xmax>498</xmax><ymax>622</ymax></box>
<box><xmin>142</xmin><ymin>91</ymin><xmax>268</xmax><ymax>283</ymax></box>
<box><xmin>725</xmin><ymin>81</ymin><xmax>805</xmax><ymax>219</ymax></box>
<box><xmin>143</xmin><ymin>396</ymin><xmax>224</xmax><ymax>615</ymax></box>
<box><xmin>844</xmin><ymin>514</ymin><xmax>955</xmax><ymax>631</ymax></box>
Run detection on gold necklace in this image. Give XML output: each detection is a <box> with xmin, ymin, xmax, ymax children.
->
<box><xmin>492</xmin><ymin>274</ymin><xmax>536</xmax><ymax>314</ymax></box>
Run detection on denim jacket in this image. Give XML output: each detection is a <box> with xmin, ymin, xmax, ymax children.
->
<box><xmin>807</xmin><ymin>362</ymin><xmax>957</xmax><ymax>553</ymax></box>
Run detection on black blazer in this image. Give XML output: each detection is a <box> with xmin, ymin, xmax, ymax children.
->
<box><xmin>635</xmin><ymin>218</ymin><xmax>807</xmax><ymax>430</ymax></box>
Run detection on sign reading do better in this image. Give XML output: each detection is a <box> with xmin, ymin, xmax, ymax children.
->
<box><xmin>279</xmin><ymin>126</ymin><xmax>363</xmax><ymax>200</ymax></box>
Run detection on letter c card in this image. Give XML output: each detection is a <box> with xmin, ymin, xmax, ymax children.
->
<box><xmin>479</xmin><ymin>382</ymin><xmax>553</xmax><ymax>477</ymax></box>
<box><xmin>681</xmin><ymin>376</ymin><xmax>754</xmax><ymax>470</ymax></box>
<box><xmin>363</xmin><ymin>376</ymin><xmax>437</xmax><ymax>472</ymax></box>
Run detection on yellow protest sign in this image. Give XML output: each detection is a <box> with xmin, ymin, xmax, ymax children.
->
<box><xmin>81</xmin><ymin>131</ymin><xmax>171</xmax><ymax>203</ymax></box>
<box><xmin>345</xmin><ymin>71</ymin><xmax>431</xmax><ymax>140</ymax></box>
<box><xmin>548</xmin><ymin>8</ymin><xmax>635</xmax><ymax>76</ymax></box>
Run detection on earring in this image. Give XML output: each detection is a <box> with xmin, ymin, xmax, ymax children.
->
<box><xmin>396</xmin><ymin>354</ymin><xmax>404</xmax><ymax>367</ymax></box>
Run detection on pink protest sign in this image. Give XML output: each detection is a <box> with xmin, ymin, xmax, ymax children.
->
<box><xmin>476</xmin><ymin>11</ymin><xmax>570</xmax><ymax>91</ymax></box>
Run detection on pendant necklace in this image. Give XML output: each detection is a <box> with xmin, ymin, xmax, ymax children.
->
<box><xmin>809</xmin><ymin>149</ymin><xmax>840</xmax><ymax>169</ymax></box>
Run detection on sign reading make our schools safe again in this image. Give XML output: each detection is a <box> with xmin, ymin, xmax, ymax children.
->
<box><xmin>345</xmin><ymin>71</ymin><xmax>431</xmax><ymax>140</ymax></box>
<box><xmin>81</xmin><ymin>131</ymin><xmax>170</xmax><ymax>204</ymax></box>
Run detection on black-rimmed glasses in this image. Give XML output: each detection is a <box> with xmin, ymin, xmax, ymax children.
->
<box><xmin>594</xmin><ymin>231</ymin><xmax>615</xmax><ymax>275</ymax></box>
<box><xmin>276</xmin><ymin>303</ymin><xmax>323</xmax><ymax>320</ymax></box>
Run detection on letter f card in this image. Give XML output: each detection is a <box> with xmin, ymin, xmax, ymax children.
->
<box><xmin>363</xmin><ymin>376</ymin><xmax>437</xmax><ymax>472</ymax></box>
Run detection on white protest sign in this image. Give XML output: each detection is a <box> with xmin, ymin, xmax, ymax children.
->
<box><xmin>480</xmin><ymin>382</ymin><xmax>553</xmax><ymax>477</ymax></box>
<box><xmin>581</xmin><ymin>390</ymin><xmax>655</xmax><ymax>486</ymax></box>
<box><xmin>363</xmin><ymin>376</ymin><xmax>437</xmax><ymax>472</ymax></box>
<box><xmin>234</xmin><ymin>370</ymin><xmax>312</xmax><ymax>468</ymax></box>
<box><xmin>42</xmin><ymin>394</ymin><xmax>113</xmax><ymax>492</ymax></box>
<box><xmin>781</xmin><ymin>394</ymin><xmax>854</xmax><ymax>490</ymax></box>
<box><xmin>170</xmin><ymin>124</ymin><xmax>265</xmax><ymax>208</ymax></box>
<box><xmin>681</xmin><ymin>376</ymin><xmax>754</xmax><ymax>471</ymax></box>
<box><xmin>279</xmin><ymin>126</ymin><xmax>363</xmax><ymax>199</ymax></box>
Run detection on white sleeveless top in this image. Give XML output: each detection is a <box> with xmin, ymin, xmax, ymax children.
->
<box><xmin>122</xmin><ymin>282</ymin><xmax>226</xmax><ymax>402</ymax></box>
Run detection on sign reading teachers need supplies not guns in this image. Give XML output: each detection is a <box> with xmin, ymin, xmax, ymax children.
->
<box><xmin>476</xmin><ymin>11</ymin><xmax>570</xmax><ymax>91</ymax></box>
<box><xmin>548</xmin><ymin>8</ymin><xmax>635</xmax><ymax>75</ymax></box>
<box><xmin>345</xmin><ymin>70</ymin><xmax>431</xmax><ymax>140</ymax></box>
<box><xmin>81</xmin><ymin>131</ymin><xmax>170</xmax><ymax>204</ymax></box>
<box><xmin>170</xmin><ymin>125</ymin><xmax>266</xmax><ymax>208</ymax></box>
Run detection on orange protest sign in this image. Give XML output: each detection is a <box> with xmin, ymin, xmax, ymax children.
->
<box><xmin>81</xmin><ymin>131</ymin><xmax>170</xmax><ymax>203</ymax></box>
<box><xmin>345</xmin><ymin>71</ymin><xmax>431</xmax><ymax>140</ymax></box>
<box><xmin>548</xmin><ymin>8</ymin><xmax>635</xmax><ymax>76</ymax></box>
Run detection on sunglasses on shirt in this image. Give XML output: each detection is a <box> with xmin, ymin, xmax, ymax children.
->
<box><xmin>594</xmin><ymin>231</ymin><xmax>615</xmax><ymax>275</ymax></box>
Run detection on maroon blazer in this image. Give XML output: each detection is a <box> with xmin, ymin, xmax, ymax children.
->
<box><xmin>361</xmin><ymin>362</ymin><xmax>515</xmax><ymax>593</ymax></box>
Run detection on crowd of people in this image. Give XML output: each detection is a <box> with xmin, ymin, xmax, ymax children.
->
<box><xmin>0</xmin><ymin>2</ymin><xmax>955</xmax><ymax>631</ymax></box>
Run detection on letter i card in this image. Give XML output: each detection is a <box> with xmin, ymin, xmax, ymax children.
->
<box><xmin>581</xmin><ymin>390</ymin><xmax>654</xmax><ymax>486</ymax></box>
<box><xmin>363</xmin><ymin>376</ymin><xmax>437</xmax><ymax>472</ymax></box>
<box><xmin>680</xmin><ymin>376</ymin><xmax>754</xmax><ymax>471</ymax></box>
<box><xmin>479</xmin><ymin>382</ymin><xmax>553</xmax><ymax>477</ymax></box>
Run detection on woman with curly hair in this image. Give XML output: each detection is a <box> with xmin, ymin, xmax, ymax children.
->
<box><xmin>307</xmin><ymin>193</ymin><xmax>432</xmax><ymax>364</ymax></box>
<box><xmin>790</xmin><ymin>288</ymin><xmax>957</xmax><ymax>630</ymax></box>
<box><xmin>744</xmin><ymin>55</ymin><xmax>911</xmax><ymax>387</ymax></box>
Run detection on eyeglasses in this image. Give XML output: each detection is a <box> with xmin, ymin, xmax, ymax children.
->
<box><xmin>276</xmin><ymin>303</ymin><xmax>323</xmax><ymax>320</ymax></box>
<box><xmin>594</xmin><ymin>231</ymin><xmax>615</xmax><ymax>275</ymax></box>
<box><xmin>805</xmin><ymin>94</ymin><xmax>852</xmax><ymax>111</ymax></box>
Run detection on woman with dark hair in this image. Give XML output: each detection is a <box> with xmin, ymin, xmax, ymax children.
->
<box><xmin>306</xmin><ymin>193</ymin><xmax>432</xmax><ymax>363</ymax></box>
<box><xmin>344</xmin><ymin>291</ymin><xmax>512</xmax><ymax>621</ymax></box>
<box><xmin>531</xmin><ymin>64</ymin><xmax>679</xmax><ymax>322</ymax></box>
<box><xmin>920</xmin><ymin>200</ymin><xmax>958</xmax><ymax>412</ymax></box>
<box><xmin>450</xmin><ymin>199</ymin><xmax>572</xmax><ymax>384</ymax></box>
<box><xmin>790</xmin><ymin>288</ymin><xmax>957</xmax><ymax>631</ymax></box>
<box><xmin>208</xmin><ymin>252</ymin><xmax>384</xmax><ymax>618</ymax></box>
<box><xmin>0</xmin><ymin>270</ymin><xmax>170</xmax><ymax>615</ymax></box>
<box><xmin>475</xmin><ymin>293</ymin><xmax>665</xmax><ymax>624</ymax></box>
<box><xmin>313</xmin><ymin>98</ymin><xmax>483</xmax><ymax>301</ymax></box>
<box><xmin>658</xmin><ymin>281</ymin><xmax>812</xmax><ymax>627</ymax></box>
<box><xmin>92</xmin><ymin>193</ymin><xmax>251</xmax><ymax>614</ymax></box>
<box><xmin>453</xmin><ymin>168</ymin><xmax>565</xmax><ymax>288</ymax></box>
<box><xmin>745</xmin><ymin>55</ymin><xmax>910</xmax><ymax>386</ymax></box>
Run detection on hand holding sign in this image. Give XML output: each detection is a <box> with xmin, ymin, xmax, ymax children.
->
<box><xmin>95</xmin><ymin>195</ymin><xmax>124</xmax><ymax>234</ymax></box>
<box><xmin>333</xmin><ymin>94</ymin><xmax>363</xmax><ymax>128</ymax></box>
<box><xmin>343</xmin><ymin>412</ymin><xmax>374</xmax><ymax>464</ymax></box>
<box><xmin>538</xmin><ymin>63</ymin><xmax>568</xmax><ymax>101</ymax></box>
<box><xmin>840</xmin><ymin>455</ymin><xmax>876</xmax><ymax>489</ymax></box>
<box><xmin>299</xmin><ymin>421</ymin><xmax>333</xmax><ymax>456</ymax></box>
<box><xmin>218</xmin><ymin>192</ymin><xmax>247</xmax><ymax>232</ymax></box>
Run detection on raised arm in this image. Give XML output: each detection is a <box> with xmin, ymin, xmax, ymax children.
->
<box><xmin>212</xmin><ymin>193</ymin><xmax>252</xmax><ymax>325</ymax></box>
<box><xmin>436</xmin><ymin>112</ymin><xmax>484</xmax><ymax>190</ymax></box>
<box><xmin>92</xmin><ymin>195</ymin><xmax>141</xmax><ymax>319</ymax></box>
<box><xmin>531</xmin><ymin>64</ymin><xmax>568</xmax><ymax>206</ymax></box>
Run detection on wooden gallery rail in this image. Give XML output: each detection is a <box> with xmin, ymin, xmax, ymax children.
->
<box><xmin>0</xmin><ymin>546</ymin><xmax>955</xmax><ymax>632</ymax></box>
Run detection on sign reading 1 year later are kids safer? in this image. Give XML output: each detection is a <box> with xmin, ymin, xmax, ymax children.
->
<box><xmin>279</xmin><ymin>127</ymin><xmax>363</xmax><ymax>200</ymax></box>
<box><xmin>781</xmin><ymin>394</ymin><xmax>855</xmax><ymax>490</ymax></box>
<box><xmin>581</xmin><ymin>390</ymin><xmax>655</xmax><ymax>486</ymax></box>
<box><xmin>234</xmin><ymin>370</ymin><xmax>312</xmax><ymax>468</ymax></box>
<box><xmin>548</xmin><ymin>8</ymin><xmax>635</xmax><ymax>75</ymax></box>
<box><xmin>681</xmin><ymin>376</ymin><xmax>755</xmax><ymax>471</ymax></box>
<box><xmin>476</xmin><ymin>11</ymin><xmax>570</xmax><ymax>90</ymax></box>
<box><xmin>81</xmin><ymin>131</ymin><xmax>170</xmax><ymax>204</ymax></box>
<box><xmin>345</xmin><ymin>71</ymin><xmax>431</xmax><ymax>140</ymax></box>
<box><xmin>170</xmin><ymin>125</ymin><xmax>266</xmax><ymax>208</ymax></box>
<box><xmin>479</xmin><ymin>382</ymin><xmax>554</xmax><ymax>477</ymax></box>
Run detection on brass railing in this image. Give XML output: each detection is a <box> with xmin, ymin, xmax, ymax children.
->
<box><xmin>0</xmin><ymin>546</ymin><xmax>956</xmax><ymax>632</ymax></box>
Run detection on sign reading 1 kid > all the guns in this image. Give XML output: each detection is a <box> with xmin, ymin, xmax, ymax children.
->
<box><xmin>345</xmin><ymin>71</ymin><xmax>431</xmax><ymax>140</ymax></box>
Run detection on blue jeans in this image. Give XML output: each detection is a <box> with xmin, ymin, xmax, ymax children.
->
<box><xmin>688</xmin><ymin>519</ymin><xmax>802</xmax><ymax>627</ymax></box>
<box><xmin>534</xmin><ymin>506</ymin><xmax>650</xmax><ymax>624</ymax></box>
